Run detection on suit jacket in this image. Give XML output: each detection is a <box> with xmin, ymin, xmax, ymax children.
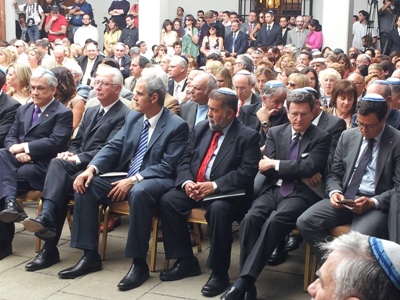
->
<box><xmin>111</xmin><ymin>54</ymin><xmax>131</xmax><ymax>79</ymax></box>
<box><xmin>0</xmin><ymin>93</ymin><xmax>20</xmax><ymax>148</ymax></box>
<box><xmin>179</xmin><ymin>100</ymin><xmax>205</xmax><ymax>133</ymax></box>
<box><xmin>286</xmin><ymin>28</ymin><xmax>310</xmax><ymax>57</ymax></box>
<box><xmin>176</xmin><ymin>118</ymin><xmax>260</xmax><ymax>212</ymax></box>
<box><xmin>90</xmin><ymin>107</ymin><xmax>189</xmax><ymax>180</ymax></box>
<box><xmin>77</xmin><ymin>55</ymin><xmax>104</xmax><ymax>80</ymax></box>
<box><xmin>385</xmin><ymin>27</ymin><xmax>400</xmax><ymax>55</ymax></box>
<box><xmin>68</xmin><ymin>100</ymin><xmax>130</xmax><ymax>166</ymax></box>
<box><xmin>326</xmin><ymin>125</ymin><xmax>400</xmax><ymax>207</ymax></box>
<box><xmin>351</xmin><ymin>109</ymin><xmax>400</xmax><ymax>130</ymax></box>
<box><xmin>199</xmin><ymin>22</ymin><xmax>225</xmax><ymax>47</ymax></box>
<box><xmin>260</xmin><ymin>123</ymin><xmax>332</xmax><ymax>205</ymax></box>
<box><xmin>224</xmin><ymin>30</ymin><xmax>248</xmax><ymax>55</ymax></box>
<box><xmin>4</xmin><ymin>100</ymin><xmax>72</xmax><ymax>190</ymax></box>
<box><xmin>257</xmin><ymin>23</ymin><xmax>283</xmax><ymax>48</ymax></box>
<box><xmin>250</xmin><ymin>93</ymin><xmax>262</xmax><ymax>105</ymax></box>
<box><xmin>241</xmin><ymin>22</ymin><xmax>256</xmax><ymax>35</ymax></box>
<box><xmin>317</xmin><ymin>111</ymin><xmax>346</xmax><ymax>164</ymax></box>
<box><xmin>281</xmin><ymin>27</ymin><xmax>291</xmax><ymax>43</ymax></box>
<box><xmin>168</xmin><ymin>78</ymin><xmax>188</xmax><ymax>96</ymax></box>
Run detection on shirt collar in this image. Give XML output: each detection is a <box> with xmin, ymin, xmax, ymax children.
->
<box><xmin>37</xmin><ymin>99</ymin><xmax>54</xmax><ymax>113</ymax></box>
<box><xmin>144</xmin><ymin>107</ymin><xmax>163</xmax><ymax>129</ymax></box>
<box><xmin>99</xmin><ymin>98</ymin><xmax>120</xmax><ymax>114</ymax></box>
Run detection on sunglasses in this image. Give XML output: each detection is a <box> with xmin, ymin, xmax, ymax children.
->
<box><xmin>259</xmin><ymin>16</ymin><xmax>264</xmax><ymax>19</ymax></box>
<box><xmin>288</xmin><ymin>82</ymin><xmax>296</xmax><ymax>87</ymax></box>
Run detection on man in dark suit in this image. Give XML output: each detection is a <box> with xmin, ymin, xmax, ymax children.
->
<box><xmin>179</xmin><ymin>72</ymin><xmax>218</xmax><ymax>132</ymax></box>
<box><xmin>199</xmin><ymin>10</ymin><xmax>225</xmax><ymax>47</ymax></box>
<box><xmin>222</xmin><ymin>89</ymin><xmax>331</xmax><ymax>300</ymax></box>
<box><xmin>298</xmin><ymin>94</ymin><xmax>400</xmax><ymax>262</ymax></box>
<box><xmin>384</xmin><ymin>15</ymin><xmax>400</xmax><ymax>55</ymax></box>
<box><xmin>0</xmin><ymin>69</ymin><xmax>73</xmax><ymax>260</ymax></box>
<box><xmin>279</xmin><ymin>16</ymin><xmax>291</xmax><ymax>44</ymax></box>
<box><xmin>224</xmin><ymin>20</ymin><xmax>248</xmax><ymax>58</ymax></box>
<box><xmin>233</xmin><ymin>71</ymin><xmax>261</xmax><ymax>116</ymax></box>
<box><xmin>111</xmin><ymin>42</ymin><xmax>131</xmax><ymax>79</ymax></box>
<box><xmin>239</xmin><ymin>80</ymin><xmax>288</xmax><ymax>146</ymax></box>
<box><xmin>0</xmin><ymin>69</ymin><xmax>20</xmax><ymax>148</ymax></box>
<box><xmin>256</xmin><ymin>10</ymin><xmax>283</xmax><ymax>48</ymax></box>
<box><xmin>57</xmin><ymin>68</ymin><xmax>189</xmax><ymax>291</ymax></box>
<box><xmin>78</xmin><ymin>41</ymin><xmax>104</xmax><ymax>86</ymax></box>
<box><xmin>22</xmin><ymin>66</ymin><xmax>130</xmax><ymax>271</ymax></box>
<box><xmin>168</xmin><ymin>56</ymin><xmax>188</xmax><ymax>103</ymax></box>
<box><xmin>158</xmin><ymin>88</ymin><xmax>260</xmax><ymax>298</ymax></box>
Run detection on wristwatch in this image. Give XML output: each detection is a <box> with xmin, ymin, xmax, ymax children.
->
<box><xmin>262</xmin><ymin>120</ymin><xmax>271</xmax><ymax>128</ymax></box>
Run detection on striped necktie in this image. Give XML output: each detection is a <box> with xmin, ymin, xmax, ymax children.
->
<box><xmin>127</xmin><ymin>119</ymin><xmax>150</xmax><ymax>178</ymax></box>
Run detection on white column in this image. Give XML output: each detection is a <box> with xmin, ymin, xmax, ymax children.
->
<box><xmin>6</xmin><ymin>0</ymin><xmax>17</xmax><ymax>41</ymax></box>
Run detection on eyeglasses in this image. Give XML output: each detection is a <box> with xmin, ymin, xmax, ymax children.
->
<box><xmin>288</xmin><ymin>82</ymin><xmax>296</xmax><ymax>87</ymax></box>
<box><xmin>259</xmin><ymin>16</ymin><xmax>264</xmax><ymax>19</ymax></box>
<box><xmin>185</xmin><ymin>18</ymin><xmax>192</xmax><ymax>21</ymax></box>
<box><xmin>350</xmin><ymin>81</ymin><xmax>364</xmax><ymax>85</ymax></box>
<box><xmin>94</xmin><ymin>80</ymin><xmax>117</xmax><ymax>88</ymax></box>
<box><xmin>159</xmin><ymin>49</ymin><xmax>166</xmax><ymax>52</ymax></box>
<box><xmin>209</xmin><ymin>27</ymin><xmax>216</xmax><ymax>30</ymax></box>
<box><xmin>356</xmin><ymin>119</ymin><xmax>380</xmax><ymax>130</ymax></box>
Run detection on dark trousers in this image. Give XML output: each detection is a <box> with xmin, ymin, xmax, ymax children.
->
<box><xmin>160</xmin><ymin>188</ymin><xmax>246</xmax><ymax>273</ymax></box>
<box><xmin>297</xmin><ymin>198</ymin><xmax>389</xmax><ymax>262</ymax></box>
<box><xmin>40</xmin><ymin>158</ymin><xmax>84</xmax><ymax>248</ymax></box>
<box><xmin>389</xmin><ymin>193</ymin><xmax>400</xmax><ymax>244</ymax></box>
<box><xmin>239</xmin><ymin>186</ymin><xmax>309</xmax><ymax>279</ymax></box>
<box><xmin>70</xmin><ymin>175</ymin><xmax>174</xmax><ymax>259</ymax></box>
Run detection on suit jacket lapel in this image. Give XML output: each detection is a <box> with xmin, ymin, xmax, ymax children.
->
<box><xmin>299</xmin><ymin>126</ymin><xmax>314</xmax><ymax>155</ymax></box>
<box><xmin>278</xmin><ymin>125</ymin><xmax>292</xmax><ymax>159</ymax></box>
<box><xmin>344</xmin><ymin>130</ymin><xmax>363</xmax><ymax>186</ymax></box>
<box><xmin>211</xmin><ymin>120</ymin><xmax>237</xmax><ymax>171</ymax></box>
<box><xmin>375</xmin><ymin>126</ymin><xmax>394</xmax><ymax>186</ymax></box>
<box><xmin>30</xmin><ymin>100</ymin><xmax>57</xmax><ymax>131</ymax></box>
<box><xmin>24</xmin><ymin>103</ymin><xmax>35</xmax><ymax>133</ymax></box>
<box><xmin>317</xmin><ymin>111</ymin><xmax>329</xmax><ymax>130</ymax></box>
<box><xmin>147</xmin><ymin>108</ymin><xmax>166</xmax><ymax>151</ymax></box>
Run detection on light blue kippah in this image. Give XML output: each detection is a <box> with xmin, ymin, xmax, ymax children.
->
<box><xmin>372</xmin><ymin>80</ymin><xmax>390</xmax><ymax>86</ymax></box>
<box><xmin>386</xmin><ymin>78</ymin><xmax>400</xmax><ymax>85</ymax></box>
<box><xmin>291</xmin><ymin>88</ymin><xmax>310</xmax><ymax>94</ymax></box>
<box><xmin>362</xmin><ymin>93</ymin><xmax>385</xmax><ymax>102</ymax></box>
<box><xmin>369</xmin><ymin>236</ymin><xmax>400</xmax><ymax>291</ymax></box>
<box><xmin>265</xmin><ymin>80</ymin><xmax>284</xmax><ymax>88</ymax></box>
<box><xmin>303</xmin><ymin>87</ymin><xmax>318</xmax><ymax>94</ymax></box>
<box><xmin>217</xmin><ymin>88</ymin><xmax>236</xmax><ymax>96</ymax></box>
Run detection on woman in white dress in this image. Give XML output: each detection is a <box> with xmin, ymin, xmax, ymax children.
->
<box><xmin>160</xmin><ymin>19</ymin><xmax>179</xmax><ymax>55</ymax></box>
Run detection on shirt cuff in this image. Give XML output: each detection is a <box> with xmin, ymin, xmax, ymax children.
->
<box><xmin>274</xmin><ymin>160</ymin><xmax>280</xmax><ymax>171</ymax></box>
<box><xmin>328</xmin><ymin>190</ymin><xmax>342</xmax><ymax>198</ymax></box>
<box><xmin>371</xmin><ymin>197</ymin><xmax>379</xmax><ymax>209</ymax></box>
<box><xmin>182</xmin><ymin>180</ymin><xmax>194</xmax><ymax>189</ymax></box>
<box><xmin>136</xmin><ymin>173</ymin><xmax>144</xmax><ymax>182</ymax></box>
<box><xmin>23</xmin><ymin>143</ymin><xmax>29</xmax><ymax>154</ymax></box>
<box><xmin>88</xmin><ymin>165</ymin><xmax>99</xmax><ymax>175</ymax></box>
<box><xmin>73</xmin><ymin>155</ymin><xmax>81</xmax><ymax>165</ymax></box>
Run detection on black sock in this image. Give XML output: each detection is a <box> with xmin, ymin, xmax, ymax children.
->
<box><xmin>133</xmin><ymin>257</ymin><xmax>147</xmax><ymax>266</ymax></box>
<box><xmin>41</xmin><ymin>199</ymin><xmax>56</xmax><ymax>222</ymax></box>
<box><xmin>84</xmin><ymin>250</ymin><xmax>99</xmax><ymax>258</ymax></box>
<box><xmin>233</xmin><ymin>275</ymin><xmax>254</xmax><ymax>291</ymax></box>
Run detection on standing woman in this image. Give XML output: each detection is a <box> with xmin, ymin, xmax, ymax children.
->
<box><xmin>182</xmin><ymin>14</ymin><xmax>199</xmax><ymax>59</ymax></box>
<box><xmin>6</xmin><ymin>63</ymin><xmax>32</xmax><ymax>105</ymax></box>
<box><xmin>160</xmin><ymin>19</ymin><xmax>179</xmax><ymax>55</ymax></box>
<box><xmin>200</xmin><ymin>23</ymin><xmax>223</xmax><ymax>57</ymax></box>
<box><xmin>249</xmin><ymin>12</ymin><xmax>265</xmax><ymax>45</ymax></box>
<box><xmin>173</xmin><ymin>18</ymin><xmax>185</xmax><ymax>39</ymax></box>
<box><xmin>104</xmin><ymin>18</ymin><xmax>122</xmax><ymax>56</ymax></box>
<box><xmin>306</xmin><ymin>19</ymin><xmax>323</xmax><ymax>50</ymax></box>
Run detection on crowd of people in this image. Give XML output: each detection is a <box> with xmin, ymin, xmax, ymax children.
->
<box><xmin>1</xmin><ymin>1</ymin><xmax>400</xmax><ymax>300</ymax></box>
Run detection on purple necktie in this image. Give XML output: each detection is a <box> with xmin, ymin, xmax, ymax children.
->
<box><xmin>31</xmin><ymin>106</ymin><xmax>41</xmax><ymax>126</ymax></box>
<box><xmin>280</xmin><ymin>132</ymin><xmax>301</xmax><ymax>197</ymax></box>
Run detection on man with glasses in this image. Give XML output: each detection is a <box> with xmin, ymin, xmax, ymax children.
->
<box><xmin>44</xmin><ymin>6</ymin><xmax>67</xmax><ymax>43</ymax></box>
<box><xmin>68</xmin><ymin>0</ymin><xmax>94</xmax><ymax>35</ymax></box>
<box><xmin>279</xmin><ymin>16</ymin><xmax>291</xmax><ymax>43</ymax></box>
<box><xmin>256</xmin><ymin>10</ymin><xmax>282</xmax><ymax>48</ymax></box>
<box><xmin>73</xmin><ymin>14</ymin><xmax>98</xmax><ymax>47</ymax></box>
<box><xmin>22</xmin><ymin>66</ymin><xmax>130</xmax><ymax>271</ymax></box>
<box><xmin>222</xmin><ymin>89</ymin><xmax>331</xmax><ymax>300</ymax></box>
<box><xmin>298</xmin><ymin>93</ymin><xmax>400</xmax><ymax>263</ymax></box>
<box><xmin>14</xmin><ymin>40</ymin><xmax>29</xmax><ymax>65</ymax></box>
<box><xmin>78</xmin><ymin>41</ymin><xmax>104</xmax><ymax>86</ymax></box>
<box><xmin>347</xmin><ymin>72</ymin><xmax>365</xmax><ymax>101</ymax></box>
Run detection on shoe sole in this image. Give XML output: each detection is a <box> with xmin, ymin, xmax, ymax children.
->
<box><xmin>0</xmin><ymin>211</ymin><xmax>20</xmax><ymax>223</ymax></box>
<box><xmin>23</xmin><ymin>219</ymin><xmax>45</xmax><ymax>233</ymax></box>
<box><xmin>159</xmin><ymin>268</ymin><xmax>201</xmax><ymax>281</ymax></box>
<box><xmin>34</xmin><ymin>228</ymin><xmax>57</xmax><ymax>239</ymax></box>
<box><xmin>58</xmin><ymin>265</ymin><xmax>102</xmax><ymax>279</ymax></box>
<box><xmin>201</xmin><ymin>279</ymin><xmax>230</xmax><ymax>297</ymax></box>
<box><xmin>117</xmin><ymin>273</ymin><xmax>150</xmax><ymax>291</ymax></box>
<box><xmin>25</xmin><ymin>257</ymin><xmax>60</xmax><ymax>271</ymax></box>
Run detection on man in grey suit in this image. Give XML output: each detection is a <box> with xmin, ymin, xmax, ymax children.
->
<box><xmin>286</xmin><ymin>16</ymin><xmax>310</xmax><ymax>57</ymax></box>
<box><xmin>179</xmin><ymin>72</ymin><xmax>218</xmax><ymax>132</ymax></box>
<box><xmin>297</xmin><ymin>94</ymin><xmax>400</xmax><ymax>263</ymax></box>
<box><xmin>22</xmin><ymin>66</ymin><xmax>130</xmax><ymax>271</ymax></box>
<box><xmin>57</xmin><ymin>68</ymin><xmax>189</xmax><ymax>291</ymax></box>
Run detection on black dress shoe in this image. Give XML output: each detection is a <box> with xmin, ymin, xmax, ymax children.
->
<box><xmin>201</xmin><ymin>271</ymin><xmax>230</xmax><ymax>297</ymax></box>
<box><xmin>58</xmin><ymin>253</ymin><xmax>102</xmax><ymax>279</ymax></box>
<box><xmin>117</xmin><ymin>263</ymin><xmax>150</xmax><ymax>291</ymax></box>
<box><xmin>0</xmin><ymin>243</ymin><xmax>12</xmax><ymax>260</ymax></box>
<box><xmin>25</xmin><ymin>247</ymin><xmax>60</xmax><ymax>271</ymax></box>
<box><xmin>23</xmin><ymin>215</ymin><xmax>56</xmax><ymax>239</ymax></box>
<box><xmin>159</xmin><ymin>257</ymin><xmax>201</xmax><ymax>281</ymax></box>
<box><xmin>285</xmin><ymin>233</ymin><xmax>303</xmax><ymax>252</ymax></box>
<box><xmin>0</xmin><ymin>200</ymin><xmax>28</xmax><ymax>223</ymax></box>
<box><xmin>220</xmin><ymin>286</ymin><xmax>246</xmax><ymax>300</ymax></box>
<box><xmin>267</xmin><ymin>240</ymin><xmax>288</xmax><ymax>266</ymax></box>
<box><xmin>244</xmin><ymin>283</ymin><xmax>257</xmax><ymax>300</ymax></box>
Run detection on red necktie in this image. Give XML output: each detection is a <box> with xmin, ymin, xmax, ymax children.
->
<box><xmin>196</xmin><ymin>131</ymin><xmax>223</xmax><ymax>182</ymax></box>
<box><xmin>249</xmin><ymin>23</ymin><xmax>253</xmax><ymax>32</ymax></box>
<box><xmin>237</xmin><ymin>100</ymin><xmax>244</xmax><ymax>117</ymax></box>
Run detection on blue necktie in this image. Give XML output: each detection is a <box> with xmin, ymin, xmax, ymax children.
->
<box><xmin>31</xmin><ymin>106</ymin><xmax>41</xmax><ymax>126</ymax></box>
<box><xmin>280</xmin><ymin>132</ymin><xmax>301</xmax><ymax>197</ymax></box>
<box><xmin>127</xmin><ymin>119</ymin><xmax>150</xmax><ymax>178</ymax></box>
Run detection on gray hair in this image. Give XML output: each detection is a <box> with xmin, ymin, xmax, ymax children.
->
<box><xmin>236</xmin><ymin>54</ymin><xmax>254</xmax><ymax>73</ymax></box>
<box><xmin>138</xmin><ymin>55</ymin><xmax>151</xmax><ymax>68</ymax></box>
<box><xmin>96</xmin><ymin>64</ymin><xmax>123</xmax><ymax>86</ymax></box>
<box><xmin>31</xmin><ymin>69</ymin><xmax>58</xmax><ymax>88</ymax></box>
<box><xmin>129</xmin><ymin>47</ymin><xmax>140</xmax><ymax>56</ymax></box>
<box><xmin>390</xmin><ymin>84</ymin><xmax>400</xmax><ymax>98</ymax></box>
<box><xmin>64</xmin><ymin>62</ymin><xmax>83</xmax><ymax>81</ymax></box>
<box><xmin>170</xmin><ymin>56</ymin><xmax>188</xmax><ymax>72</ymax></box>
<box><xmin>320</xmin><ymin>232</ymin><xmax>400</xmax><ymax>300</ymax></box>
<box><xmin>262</xmin><ymin>85</ymin><xmax>288</xmax><ymax>99</ymax></box>
<box><xmin>286</xmin><ymin>90</ymin><xmax>314</xmax><ymax>111</ymax></box>
<box><xmin>233</xmin><ymin>70</ymin><xmax>256</xmax><ymax>87</ymax></box>
<box><xmin>205</xmin><ymin>73</ymin><xmax>218</xmax><ymax>94</ymax></box>
<box><xmin>139</xmin><ymin>68</ymin><xmax>167</xmax><ymax>106</ymax></box>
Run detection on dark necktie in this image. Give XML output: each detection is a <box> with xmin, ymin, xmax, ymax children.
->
<box><xmin>267</xmin><ymin>25</ymin><xmax>271</xmax><ymax>37</ymax></box>
<box><xmin>95</xmin><ymin>108</ymin><xmax>105</xmax><ymax>124</ymax></box>
<box><xmin>280</xmin><ymin>133</ymin><xmax>301</xmax><ymax>197</ymax></box>
<box><xmin>196</xmin><ymin>131</ymin><xmax>223</xmax><ymax>182</ymax></box>
<box><xmin>344</xmin><ymin>139</ymin><xmax>375</xmax><ymax>199</ymax></box>
<box><xmin>31</xmin><ymin>106</ymin><xmax>41</xmax><ymax>126</ymax></box>
<box><xmin>127</xmin><ymin>119</ymin><xmax>150</xmax><ymax>178</ymax></box>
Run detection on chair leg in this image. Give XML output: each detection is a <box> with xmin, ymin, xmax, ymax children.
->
<box><xmin>66</xmin><ymin>202</ymin><xmax>73</xmax><ymax>233</ymax></box>
<box><xmin>193</xmin><ymin>223</ymin><xmax>202</xmax><ymax>252</ymax></box>
<box><xmin>100</xmin><ymin>206</ymin><xmax>110</xmax><ymax>261</ymax></box>
<box><xmin>34</xmin><ymin>199</ymin><xmax>43</xmax><ymax>253</ymax></box>
<box><xmin>304</xmin><ymin>243</ymin><xmax>318</xmax><ymax>292</ymax></box>
<box><xmin>150</xmin><ymin>216</ymin><xmax>159</xmax><ymax>272</ymax></box>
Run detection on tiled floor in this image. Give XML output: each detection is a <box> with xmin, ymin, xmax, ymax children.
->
<box><xmin>0</xmin><ymin>202</ymin><xmax>312</xmax><ymax>300</ymax></box>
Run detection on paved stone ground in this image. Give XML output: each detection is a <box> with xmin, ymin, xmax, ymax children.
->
<box><xmin>0</xmin><ymin>202</ymin><xmax>312</xmax><ymax>300</ymax></box>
